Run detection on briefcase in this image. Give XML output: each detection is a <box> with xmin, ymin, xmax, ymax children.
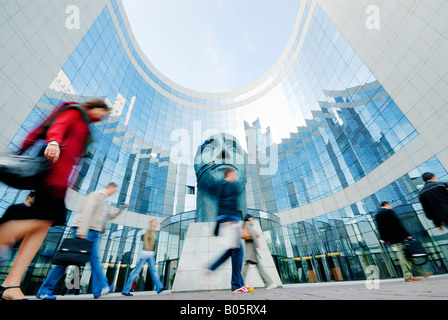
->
<box><xmin>52</xmin><ymin>238</ymin><xmax>93</xmax><ymax>266</ymax></box>
<box><xmin>403</xmin><ymin>239</ymin><xmax>428</xmax><ymax>259</ymax></box>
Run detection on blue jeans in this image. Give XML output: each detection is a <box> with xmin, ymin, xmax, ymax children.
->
<box><xmin>122</xmin><ymin>252</ymin><xmax>163</xmax><ymax>294</ymax></box>
<box><xmin>37</xmin><ymin>229</ymin><xmax>109</xmax><ymax>297</ymax></box>
<box><xmin>210</xmin><ymin>243</ymin><xmax>245</xmax><ymax>291</ymax></box>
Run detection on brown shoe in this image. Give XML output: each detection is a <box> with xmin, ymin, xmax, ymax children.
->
<box><xmin>423</xmin><ymin>272</ymin><xmax>433</xmax><ymax>278</ymax></box>
<box><xmin>405</xmin><ymin>277</ymin><xmax>422</xmax><ymax>282</ymax></box>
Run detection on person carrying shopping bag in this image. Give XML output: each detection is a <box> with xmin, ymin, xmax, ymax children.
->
<box><xmin>208</xmin><ymin>168</ymin><xmax>254</xmax><ymax>293</ymax></box>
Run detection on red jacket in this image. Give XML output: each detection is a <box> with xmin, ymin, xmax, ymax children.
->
<box><xmin>21</xmin><ymin>103</ymin><xmax>92</xmax><ymax>199</ymax></box>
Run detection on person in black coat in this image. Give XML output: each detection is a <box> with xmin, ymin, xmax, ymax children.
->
<box><xmin>375</xmin><ymin>201</ymin><xmax>431</xmax><ymax>281</ymax></box>
<box><xmin>419</xmin><ymin>172</ymin><xmax>448</xmax><ymax>230</ymax></box>
<box><xmin>0</xmin><ymin>192</ymin><xmax>35</xmax><ymax>266</ymax></box>
<box><xmin>376</xmin><ymin>201</ymin><xmax>410</xmax><ymax>245</ymax></box>
<box><xmin>0</xmin><ymin>192</ymin><xmax>35</xmax><ymax>225</ymax></box>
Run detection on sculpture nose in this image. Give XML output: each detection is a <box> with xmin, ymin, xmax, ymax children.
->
<box><xmin>217</xmin><ymin>149</ymin><xmax>230</xmax><ymax>160</ymax></box>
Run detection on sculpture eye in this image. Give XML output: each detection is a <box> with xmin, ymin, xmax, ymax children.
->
<box><xmin>201</xmin><ymin>145</ymin><xmax>215</xmax><ymax>155</ymax></box>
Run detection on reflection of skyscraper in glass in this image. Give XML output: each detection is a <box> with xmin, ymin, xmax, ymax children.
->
<box><xmin>1</xmin><ymin>0</ymin><xmax>447</xmax><ymax>293</ymax></box>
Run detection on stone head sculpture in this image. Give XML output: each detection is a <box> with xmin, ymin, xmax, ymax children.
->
<box><xmin>194</xmin><ymin>132</ymin><xmax>247</xmax><ymax>222</ymax></box>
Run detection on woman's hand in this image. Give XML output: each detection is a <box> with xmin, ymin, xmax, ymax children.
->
<box><xmin>44</xmin><ymin>144</ymin><xmax>60</xmax><ymax>163</ymax></box>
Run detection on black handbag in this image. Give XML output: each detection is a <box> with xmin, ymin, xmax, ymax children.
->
<box><xmin>0</xmin><ymin>154</ymin><xmax>50</xmax><ymax>190</ymax></box>
<box><xmin>52</xmin><ymin>238</ymin><xmax>93</xmax><ymax>266</ymax></box>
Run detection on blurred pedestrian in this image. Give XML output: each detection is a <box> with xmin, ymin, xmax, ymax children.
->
<box><xmin>0</xmin><ymin>192</ymin><xmax>35</xmax><ymax>266</ymax></box>
<box><xmin>122</xmin><ymin>219</ymin><xmax>165</xmax><ymax>296</ymax></box>
<box><xmin>241</xmin><ymin>214</ymin><xmax>276</xmax><ymax>289</ymax></box>
<box><xmin>419</xmin><ymin>172</ymin><xmax>448</xmax><ymax>230</ymax></box>
<box><xmin>0</xmin><ymin>191</ymin><xmax>35</xmax><ymax>225</ymax></box>
<box><xmin>375</xmin><ymin>201</ymin><xmax>431</xmax><ymax>282</ymax></box>
<box><xmin>209</xmin><ymin>168</ymin><xmax>254</xmax><ymax>293</ymax></box>
<box><xmin>0</xmin><ymin>99</ymin><xmax>110</xmax><ymax>300</ymax></box>
<box><xmin>36</xmin><ymin>183</ymin><xmax>121</xmax><ymax>300</ymax></box>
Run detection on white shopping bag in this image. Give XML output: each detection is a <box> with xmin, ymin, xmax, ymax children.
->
<box><xmin>217</xmin><ymin>221</ymin><xmax>241</xmax><ymax>249</ymax></box>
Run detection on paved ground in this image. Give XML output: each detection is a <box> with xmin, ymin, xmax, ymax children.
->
<box><xmin>31</xmin><ymin>274</ymin><xmax>448</xmax><ymax>301</ymax></box>
<box><xmin>20</xmin><ymin>276</ymin><xmax>446</xmax><ymax>318</ymax></box>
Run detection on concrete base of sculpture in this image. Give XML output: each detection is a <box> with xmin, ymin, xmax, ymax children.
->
<box><xmin>171</xmin><ymin>221</ymin><xmax>283</xmax><ymax>292</ymax></box>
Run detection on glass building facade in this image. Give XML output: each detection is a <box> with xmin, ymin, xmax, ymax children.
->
<box><xmin>1</xmin><ymin>0</ymin><xmax>447</xmax><ymax>295</ymax></box>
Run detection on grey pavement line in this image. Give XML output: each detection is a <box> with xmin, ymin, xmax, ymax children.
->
<box><xmin>29</xmin><ymin>274</ymin><xmax>448</xmax><ymax>300</ymax></box>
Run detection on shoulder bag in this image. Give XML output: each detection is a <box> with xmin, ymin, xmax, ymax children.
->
<box><xmin>241</xmin><ymin>223</ymin><xmax>252</xmax><ymax>240</ymax></box>
<box><xmin>0</xmin><ymin>154</ymin><xmax>50</xmax><ymax>190</ymax></box>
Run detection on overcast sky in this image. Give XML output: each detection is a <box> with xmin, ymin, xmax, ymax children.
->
<box><xmin>122</xmin><ymin>0</ymin><xmax>301</xmax><ymax>93</ymax></box>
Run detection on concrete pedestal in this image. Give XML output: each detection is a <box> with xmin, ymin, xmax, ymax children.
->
<box><xmin>171</xmin><ymin>221</ymin><xmax>282</xmax><ymax>292</ymax></box>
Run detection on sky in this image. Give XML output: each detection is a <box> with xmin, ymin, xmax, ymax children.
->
<box><xmin>122</xmin><ymin>0</ymin><xmax>302</xmax><ymax>93</ymax></box>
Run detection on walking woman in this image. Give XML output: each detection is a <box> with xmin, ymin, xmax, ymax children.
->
<box><xmin>241</xmin><ymin>214</ymin><xmax>276</xmax><ymax>290</ymax></box>
<box><xmin>0</xmin><ymin>99</ymin><xmax>109</xmax><ymax>300</ymax></box>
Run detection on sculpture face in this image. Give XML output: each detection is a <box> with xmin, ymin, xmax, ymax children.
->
<box><xmin>194</xmin><ymin>132</ymin><xmax>247</xmax><ymax>221</ymax></box>
<box><xmin>194</xmin><ymin>132</ymin><xmax>246</xmax><ymax>188</ymax></box>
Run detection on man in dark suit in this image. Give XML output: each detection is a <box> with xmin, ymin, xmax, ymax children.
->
<box><xmin>419</xmin><ymin>172</ymin><xmax>448</xmax><ymax>230</ymax></box>
<box><xmin>375</xmin><ymin>201</ymin><xmax>431</xmax><ymax>282</ymax></box>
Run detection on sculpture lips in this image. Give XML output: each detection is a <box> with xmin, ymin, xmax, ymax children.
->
<box><xmin>196</xmin><ymin>162</ymin><xmax>238</xmax><ymax>182</ymax></box>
